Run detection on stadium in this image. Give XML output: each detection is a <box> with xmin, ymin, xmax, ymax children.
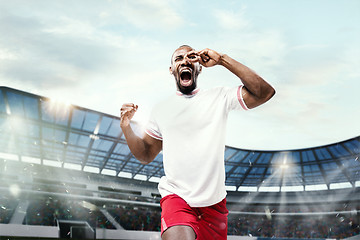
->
<box><xmin>0</xmin><ymin>86</ymin><xmax>359</xmax><ymax>240</ymax></box>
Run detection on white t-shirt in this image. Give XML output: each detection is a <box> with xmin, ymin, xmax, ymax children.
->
<box><xmin>145</xmin><ymin>86</ymin><xmax>248</xmax><ymax>207</ymax></box>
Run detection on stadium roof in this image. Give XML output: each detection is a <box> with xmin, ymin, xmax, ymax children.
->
<box><xmin>0</xmin><ymin>86</ymin><xmax>359</xmax><ymax>192</ymax></box>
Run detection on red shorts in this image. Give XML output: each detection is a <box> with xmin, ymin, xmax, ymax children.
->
<box><xmin>160</xmin><ymin>194</ymin><xmax>228</xmax><ymax>240</ymax></box>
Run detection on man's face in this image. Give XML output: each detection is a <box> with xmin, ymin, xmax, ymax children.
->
<box><xmin>170</xmin><ymin>46</ymin><xmax>202</xmax><ymax>94</ymax></box>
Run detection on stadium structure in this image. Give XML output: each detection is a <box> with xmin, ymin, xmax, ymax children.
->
<box><xmin>0</xmin><ymin>86</ymin><xmax>359</xmax><ymax>240</ymax></box>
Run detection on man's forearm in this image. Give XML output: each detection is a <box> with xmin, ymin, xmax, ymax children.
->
<box><xmin>219</xmin><ymin>54</ymin><xmax>275</xmax><ymax>100</ymax></box>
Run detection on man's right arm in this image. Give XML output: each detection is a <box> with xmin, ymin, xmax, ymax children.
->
<box><xmin>120</xmin><ymin>103</ymin><xmax>162</xmax><ymax>164</ymax></box>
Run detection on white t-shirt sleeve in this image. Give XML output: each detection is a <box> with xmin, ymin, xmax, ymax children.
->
<box><xmin>145</xmin><ymin>109</ymin><xmax>163</xmax><ymax>140</ymax></box>
<box><xmin>223</xmin><ymin>85</ymin><xmax>249</xmax><ymax>111</ymax></box>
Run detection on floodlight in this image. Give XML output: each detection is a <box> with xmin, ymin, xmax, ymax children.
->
<box><xmin>118</xmin><ymin>171</ymin><xmax>132</xmax><ymax>178</ymax></box>
<box><xmin>148</xmin><ymin>176</ymin><xmax>161</xmax><ymax>183</ymax></box>
<box><xmin>0</xmin><ymin>152</ymin><xmax>19</xmax><ymax>161</ymax></box>
<box><xmin>9</xmin><ymin>184</ymin><xmax>21</xmax><ymax>197</ymax></box>
<box><xmin>48</xmin><ymin>97</ymin><xmax>72</xmax><ymax>108</ymax></box>
<box><xmin>93</xmin><ymin>121</ymin><xmax>100</xmax><ymax>135</ymax></box>
<box><xmin>305</xmin><ymin>184</ymin><xmax>328</xmax><ymax>191</ymax></box>
<box><xmin>225</xmin><ymin>185</ymin><xmax>237</xmax><ymax>191</ymax></box>
<box><xmin>43</xmin><ymin>159</ymin><xmax>62</xmax><ymax>167</ymax></box>
<box><xmin>281</xmin><ymin>185</ymin><xmax>304</xmax><ymax>192</ymax></box>
<box><xmin>22</xmin><ymin>156</ymin><xmax>41</xmax><ymax>164</ymax></box>
<box><xmin>83</xmin><ymin>166</ymin><xmax>100</xmax><ymax>173</ymax></box>
<box><xmin>134</xmin><ymin>174</ymin><xmax>147</xmax><ymax>181</ymax></box>
<box><xmin>237</xmin><ymin>186</ymin><xmax>257</xmax><ymax>192</ymax></box>
<box><xmin>330</xmin><ymin>182</ymin><xmax>352</xmax><ymax>190</ymax></box>
<box><xmin>258</xmin><ymin>186</ymin><xmax>280</xmax><ymax>192</ymax></box>
<box><xmin>89</xmin><ymin>134</ymin><xmax>99</xmax><ymax>140</ymax></box>
<box><xmin>280</xmin><ymin>164</ymin><xmax>289</xmax><ymax>169</ymax></box>
<box><xmin>101</xmin><ymin>169</ymin><xmax>116</xmax><ymax>176</ymax></box>
<box><xmin>64</xmin><ymin>163</ymin><xmax>82</xmax><ymax>171</ymax></box>
<box><xmin>42</xmin><ymin>97</ymin><xmax>72</xmax><ymax>122</ymax></box>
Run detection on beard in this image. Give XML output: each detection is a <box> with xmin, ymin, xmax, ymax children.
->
<box><xmin>176</xmin><ymin>80</ymin><xmax>197</xmax><ymax>95</ymax></box>
<box><xmin>175</xmin><ymin>69</ymin><xmax>199</xmax><ymax>95</ymax></box>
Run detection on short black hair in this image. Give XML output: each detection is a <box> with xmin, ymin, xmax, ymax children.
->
<box><xmin>177</xmin><ymin>44</ymin><xmax>193</xmax><ymax>50</ymax></box>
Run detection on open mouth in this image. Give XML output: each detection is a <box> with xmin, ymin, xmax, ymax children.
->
<box><xmin>180</xmin><ymin>69</ymin><xmax>193</xmax><ymax>87</ymax></box>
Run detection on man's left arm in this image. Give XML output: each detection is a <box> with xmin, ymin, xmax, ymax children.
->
<box><xmin>195</xmin><ymin>48</ymin><xmax>276</xmax><ymax>109</ymax></box>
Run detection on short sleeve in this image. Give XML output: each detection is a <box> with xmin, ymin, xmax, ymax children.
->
<box><xmin>224</xmin><ymin>85</ymin><xmax>249</xmax><ymax>111</ymax></box>
<box><xmin>145</xmin><ymin>109</ymin><xmax>163</xmax><ymax>141</ymax></box>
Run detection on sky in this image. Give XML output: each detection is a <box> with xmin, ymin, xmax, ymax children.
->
<box><xmin>0</xmin><ymin>0</ymin><xmax>359</xmax><ymax>151</ymax></box>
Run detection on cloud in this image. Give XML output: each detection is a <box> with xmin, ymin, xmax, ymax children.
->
<box><xmin>206</xmin><ymin>6</ymin><xmax>288</xmax><ymax>75</ymax></box>
<box><xmin>0</xmin><ymin>0</ymin><xmax>185</xmax><ymax>91</ymax></box>
<box><xmin>113</xmin><ymin>0</ymin><xmax>184</xmax><ymax>31</ymax></box>
<box><xmin>0</xmin><ymin>10</ymin><xmax>122</xmax><ymax>87</ymax></box>
<box><xmin>213</xmin><ymin>6</ymin><xmax>249</xmax><ymax>30</ymax></box>
<box><xmin>211</xmin><ymin>12</ymin><xmax>359</xmax><ymax>150</ymax></box>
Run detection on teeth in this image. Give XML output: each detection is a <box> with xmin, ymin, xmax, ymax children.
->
<box><xmin>181</xmin><ymin>68</ymin><xmax>191</xmax><ymax>73</ymax></box>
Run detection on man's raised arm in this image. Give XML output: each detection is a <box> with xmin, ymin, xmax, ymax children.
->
<box><xmin>195</xmin><ymin>48</ymin><xmax>276</xmax><ymax>109</ymax></box>
<box><xmin>120</xmin><ymin>103</ymin><xmax>162</xmax><ymax>164</ymax></box>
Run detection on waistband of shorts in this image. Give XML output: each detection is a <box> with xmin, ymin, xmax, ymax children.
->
<box><xmin>160</xmin><ymin>194</ymin><xmax>227</xmax><ymax>209</ymax></box>
<box><xmin>160</xmin><ymin>194</ymin><xmax>178</xmax><ymax>206</ymax></box>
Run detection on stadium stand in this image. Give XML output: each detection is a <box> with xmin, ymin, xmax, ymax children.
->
<box><xmin>0</xmin><ymin>86</ymin><xmax>359</xmax><ymax>239</ymax></box>
<box><xmin>0</xmin><ymin>196</ymin><xmax>18</xmax><ymax>224</ymax></box>
<box><xmin>0</xmin><ymin>159</ymin><xmax>359</xmax><ymax>239</ymax></box>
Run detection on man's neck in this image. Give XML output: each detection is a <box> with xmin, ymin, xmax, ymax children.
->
<box><xmin>176</xmin><ymin>88</ymin><xmax>200</xmax><ymax>97</ymax></box>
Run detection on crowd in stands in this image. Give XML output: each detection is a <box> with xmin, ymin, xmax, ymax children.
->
<box><xmin>0</xmin><ymin>197</ymin><xmax>18</xmax><ymax>224</ymax></box>
<box><xmin>104</xmin><ymin>203</ymin><xmax>360</xmax><ymax>239</ymax></box>
<box><xmin>107</xmin><ymin>205</ymin><xmax>161</xmax><ymax>231</ymax></box>
<box><xmin>104</xmin><ymin>204</ymin><xmax>359</xmax><ymax>239</ymax></box>
<box><xmin>2</xmin><ymin>195</ymin><xmax>359</xmax><ymax>239</ymax></box>
<box><xmin>228</xmin><ymin>214</ymin><xmax>359</xmax><ymax>239</ymax></box>
<box><xmin>24</xmin><ymin>197</ymin><xmax>115</xmax><ymax>229</ymax></box>
<box><xmin>228</xmin><ymin>202</ymin><xmax>360</xmax><ymax>213</ymax></box>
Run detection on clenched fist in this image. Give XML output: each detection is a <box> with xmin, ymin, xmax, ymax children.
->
<box><xmin>120</xmin><ymin>103</ymin><xmax>138</xmax><ymax>128</ymax></box>
<box><xmin>197</xmin><ymin>48</ymin><xmax>222</xmax><ymax>67</ymax></box>
<box><xmin>184</xmin><ymin>48</ymin><xmax>223</xmax><ymax>68</ymax></box>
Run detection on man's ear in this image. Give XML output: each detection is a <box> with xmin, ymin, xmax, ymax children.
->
<box><xmin>169</xmin><ymin>66</ymin><xmax>173</xmax><ymax>75</ymax></box>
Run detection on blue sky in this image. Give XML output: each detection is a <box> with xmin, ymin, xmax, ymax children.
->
<box><xmin>0</xmin><ymin>0</ymin><xmax>359</xmax><ymax>150</ymax></box>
